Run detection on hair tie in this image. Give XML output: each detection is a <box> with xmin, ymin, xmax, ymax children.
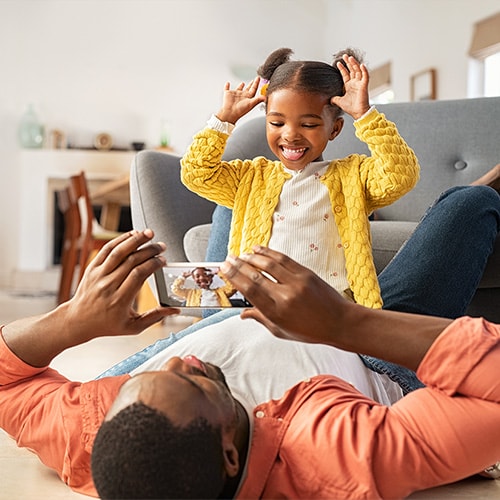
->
<box><xmin>258</xmin><ymin>79</ymin><xmax>269</xmax><ymax>96</ymax></box>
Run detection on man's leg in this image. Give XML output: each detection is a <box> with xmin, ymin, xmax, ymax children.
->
<box><xmin>379</xmin><ymin>185</ymin><xmax>500</xmax><ymax>318</ymax></box>
<box><xmin>362</xmin><ymin>185</ymin><xmax>500</xmax><ymax>393</ymax></box>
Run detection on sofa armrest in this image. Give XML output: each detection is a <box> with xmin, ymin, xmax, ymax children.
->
<box><xmin>183</xmin><ymin>224</ymin><xmax>212</xmax><ymax>262</ymax></box>
<box><xmin>130</xmin><ymin>150</ymin><xmax>216</xmax><ymax>262</ymax></box>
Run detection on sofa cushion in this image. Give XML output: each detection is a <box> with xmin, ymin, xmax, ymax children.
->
<box><xmin>182</xmin><ymin>220</ymin><xmax>418</xmax><ymax>274</ymax></box>
<box><xmin>183</xmin><ymin>224</ymin><xmax>212</xmax><ymax>262</ymax></box>
<box><xmin>370</xmin><ymin>221</ymin><xmax>417</xmax><ymax>273</ymax></box>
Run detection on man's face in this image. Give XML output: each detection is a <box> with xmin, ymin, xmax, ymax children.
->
<box><xmin>107</xmin><ymin>355</ymin><xmax>238</xmax><ymax>431</ymax></box>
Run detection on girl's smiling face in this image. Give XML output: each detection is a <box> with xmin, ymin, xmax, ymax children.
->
<box><xmin>265</xmin><ymin>88</ymin><xmax>344</xmax><ymax>171</ymax></box>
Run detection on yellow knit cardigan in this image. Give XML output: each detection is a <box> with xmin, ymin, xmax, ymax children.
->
<box><xmin>181</xmin><ymin>109</ymin><xmax>419</xmax><ymax>308</ymax></box>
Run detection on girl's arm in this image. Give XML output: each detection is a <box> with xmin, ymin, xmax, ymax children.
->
<box><xmin>354</xmin><ymin>109</ymin><xmax>420</xmax><ymax>209</ymax></box>
<box><xmin>180</xmin><ymin>78</ymin><xmax>265</xmax><ymax>206</ymax></box>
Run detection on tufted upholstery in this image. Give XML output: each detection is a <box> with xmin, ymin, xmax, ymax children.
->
<box><xmin>130</xmin><ymin>97</ymin><xmax>500</xmax><ymax>321</ymax></box>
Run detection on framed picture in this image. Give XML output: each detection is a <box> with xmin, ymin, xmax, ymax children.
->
<box><xmin>411</xmin><ymin>68</ymin><xmax>437</xmax><ymax>101</ymax></box>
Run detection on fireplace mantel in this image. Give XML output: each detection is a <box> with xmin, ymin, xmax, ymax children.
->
<box><xmin>18</xmin><ymin>149</ymin><xmax>136</xmax><ymax>271</ymax></box>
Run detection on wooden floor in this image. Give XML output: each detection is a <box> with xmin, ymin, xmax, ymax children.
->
<box><xmin>0</xmin><ymin>288</ymin><xmax>499</xmax><ymax>499</ymax></box>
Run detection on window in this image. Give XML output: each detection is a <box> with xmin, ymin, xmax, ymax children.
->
<box><xmin>484</xmin><ymin>52</ymin><xmax>500</xmax><ymax>97</ymax></box>
<box><xmin>369</xmin><ymin>61</ymin><xmax>394</xmax><ymax>104</ymax></box>
<box><xmin>468</xmin><ymin>12</ymin><xmax>500</xmax><ymax>97</ymax></box>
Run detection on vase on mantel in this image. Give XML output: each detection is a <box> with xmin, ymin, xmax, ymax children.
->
<box><xmin>18</xmin><ymin>104</ymin><xmax>45</xmax><ymax>148</ymax></box>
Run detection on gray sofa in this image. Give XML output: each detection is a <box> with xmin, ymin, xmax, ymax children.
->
<box><xmin>130</xmin><ymin>96</ymin><xmax>500</xmax><ymax>322</ymax></box>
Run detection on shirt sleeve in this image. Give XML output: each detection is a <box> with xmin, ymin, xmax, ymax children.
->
<box><xmin>0</xmin><ymin>326</ymin><xmax>48</xmax><ymax>384</ymax></box>
<box><xmin>180</xmin><ymin>127</ymin><xmax>251</xmax><ymax>209</ymax></box>
<box><xmin>0</xmin><ymin>329</ymin><xmax>129</xmax><ymax>496</ymax></box>
<box><xmin>373</xmin><ymin>317</ymin><xmax>500</xmax><ymax>497</ymax></box>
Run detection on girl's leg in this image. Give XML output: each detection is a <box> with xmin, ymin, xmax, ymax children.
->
<box><xmin>379</xmin><ymin>186</ymin><xmax>500</xmax><ymax>318</ymax></box>
<box><xmin>206</xmin><ymin>205</ymin><xmax>232</xmax><ymax>261</ymax></box>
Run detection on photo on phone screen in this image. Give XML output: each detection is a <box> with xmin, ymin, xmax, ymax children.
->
<box><xmin>154</xmin><ymin>262</ymin><xmax>252</xmax><ymax>309</ymax></box>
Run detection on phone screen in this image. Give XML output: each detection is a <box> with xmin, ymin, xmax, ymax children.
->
<box><xmin>154</xmin><ymin>263</ymin><xmax>252</xmax><ymax>309</ymax></box>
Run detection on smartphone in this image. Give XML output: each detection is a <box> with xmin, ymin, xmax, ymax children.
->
<box><xmin>154</xmin><ymin>262</ymin><xmax>252</xmax><ymax>309</ymax></box>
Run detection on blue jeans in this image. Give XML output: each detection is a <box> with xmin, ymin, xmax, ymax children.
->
<box><xmin>99</xmin><ymin>186</ymin><xmax>500</xmax><ymax>392</ymax></box>
<box><xmin>364</xmin><ymin>186</ymin><xmax>500</xmax><ymax>393</ymax></box>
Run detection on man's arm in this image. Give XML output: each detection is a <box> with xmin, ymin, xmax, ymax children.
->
<box><xmin>2</xmin><ymin>229</ymin><xmax>178</xmax><ymax>368</ymax></box>
<box><xmin>220</xmin><ymin>246</ymin><xmax>451</xmax><ymax>371</ymax></box>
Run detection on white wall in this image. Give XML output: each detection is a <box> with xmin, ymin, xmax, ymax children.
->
<box><xmin>1</xmin><ymin>0</ymin><xmax>498</xmax><ymax>288</ymax></box>
<box><xmin>0</xmin><ymin>0</ymin><xmax>327</xmax><ymax>286</ymax></box>
<box><xmin>326</xmin><ymin>0</ymin><xmax>499</xmax><ymax>102</ymax></box>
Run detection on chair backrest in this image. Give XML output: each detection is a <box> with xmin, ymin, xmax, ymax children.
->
<box><xmin>58</xmin><ymin>185</ymin><xmax>81</xmax><ymax>243</ymax></box>
<box><xmin>69</xmin><ymin>171</ymin><xmax>94</xmax><ymax>242</ymax></box>
<box><xmin>56</xmin><ymin>185</ymin><xmax>82</xmax><ymax>303</ymax></box>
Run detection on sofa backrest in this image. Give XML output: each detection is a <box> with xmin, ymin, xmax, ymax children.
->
<box><xmin>223</xmin><ymin>97</ymin><xmax>500</xmax><ymax>222</ymax></box>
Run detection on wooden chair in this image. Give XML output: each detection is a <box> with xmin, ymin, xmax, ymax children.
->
<box><xmin>58</xmin><ymin>171</ymin><xmax>157</xmax><ymax>312</ymax></box>
<box><xmin>56</xmin><ymin>186</ymin><xmax>81</xmax><ymax>304</ymax></box>
<box><xmin>56</xmin><ymin>172</ymin><xmax>124</xmax><ymax>304</ymax></box>
<box><xmin>70</xmin><ymin>171</ymin><xmax>123</xmax><ymax>284</ymax></box>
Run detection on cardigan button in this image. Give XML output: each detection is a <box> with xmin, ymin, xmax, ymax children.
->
<box><xmin>334</xmin><ymin>206</ymin><xmax>342</xmax><ymax>213</ymax></box>
<box><xmin>255</xmin><ymin>410</ymin><xmax>265</xmax><ymax>418</ymax></box>
<box><xmin>343</xmin><ymin>242</ymin><xmax>349</xmax><ymax>249</ymax></box>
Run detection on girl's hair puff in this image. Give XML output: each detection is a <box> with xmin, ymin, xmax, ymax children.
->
<box><xmin>257</xmin><ymin>47</ymin><xmax>365</xmax><ymax>118</ymax></box>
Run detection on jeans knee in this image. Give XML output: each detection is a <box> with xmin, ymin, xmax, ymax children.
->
<box><xmin>467</xmin><ymin>186</ymin><xmax>500</xmax><ymax>226</ymax></box>
<box><xmin>441</xmin><ymin>185</ymin><xmax>500</xmax><ymax>213</ymax></box>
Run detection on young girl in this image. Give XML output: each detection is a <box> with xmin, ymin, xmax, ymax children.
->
<box><xmin>171</xmin><ymin>267</ymin><xmax>236</xmax><ymax>307</ymax></box>
<box><xmin>181</xmin><ymin>48</ymin><xmax>419</xmax><ymax>308</ymax></box>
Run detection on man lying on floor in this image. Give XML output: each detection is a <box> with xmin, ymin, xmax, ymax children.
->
<box><xmin>0</xmin><ymin>230</ymin><xmax>499</xmax><ymax>499</ymax></box>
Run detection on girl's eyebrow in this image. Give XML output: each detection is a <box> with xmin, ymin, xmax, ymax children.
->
<box><xmin>266</xmin><ymin>111</ymin><xmax>324</xmax><ymax>120</ymax></box>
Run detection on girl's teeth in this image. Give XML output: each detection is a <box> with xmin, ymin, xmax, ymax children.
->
<box><xmin>282</xmin><ymin>148</ymin><xmax>305</xmax><ymax>161</ymax></box>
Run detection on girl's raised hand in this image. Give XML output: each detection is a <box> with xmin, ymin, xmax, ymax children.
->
<box><xmin>216</xmin><ymin>77</ymin><xmax>266</xmax><ymax>125</ymax></box>
<box><xmin>331</xmin><ymin>54</ymin><xmax>371</xmax><ymax>120</ymax></box>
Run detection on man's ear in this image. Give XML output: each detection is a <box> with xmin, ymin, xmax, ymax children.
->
<box><xmin>221</xmin><ymin>439</ymin><xmax>240</xmax><ymax>478</ymax></box>
<box><xmin>329</xmin><ymin>117</ymin><xmax>344</xmax><ymax>141</ymax></box>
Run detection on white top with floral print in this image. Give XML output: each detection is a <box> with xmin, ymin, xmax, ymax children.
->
<box><xmin>268</xmin><ymin>160</ymin><xmax>350</xmax><ymax>296</ymax></box>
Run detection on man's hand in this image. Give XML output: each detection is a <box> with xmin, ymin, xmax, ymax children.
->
<box><xmin>220</xmin><ymin>246</ymin><xmax>451</xmax><ymax>371</ymax></box>
<box><xmin>330</xmin><ymin>54</ymin><xmax>370</xmax><ymax>120</ymax></box>
<box><xmin>2</xmin><ymin>229</ymin><xmax>179</xmax><ymax>367</ymax></box>
<box><xmin>220</xmin><ymin>246</ymin><xmax>354</xmax><ymax>345</ymax></box>
<box><xmin>67</xmin><ymin>229</ymin><xmax>179</xmax><ymax>340</ymax></box>
<box><xmin>216</xmin><ymin>77</ymin><xmax>266</xmax><ymax>124</ymax></box>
